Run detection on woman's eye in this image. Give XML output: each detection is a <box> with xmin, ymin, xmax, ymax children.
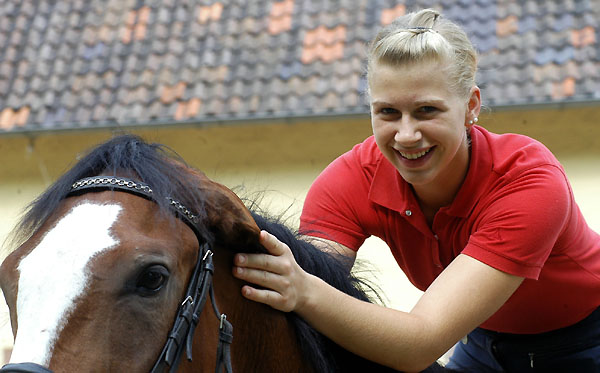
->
<box><xmin>136</xmin><ymin>265</ymin><xmax>169</xmax><ymax>294</ymax></box>
<box><xmin>380</xmin><ymin>108</ymin><xmax>398</xmax><ymax>115</ymax></box>
<box><xmin>419</xmin><ymin>106</ymin><xmax>438</xmax><ymax>114</ymax></box>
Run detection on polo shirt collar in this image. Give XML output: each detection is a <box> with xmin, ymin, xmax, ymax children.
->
<box><xmin>368</xmin><ymin>126</ymin><xmax>492</xmax><ymax>217</ymax></box>
<box><xmin>369</xmin><ymin>154</ymin><xmax>417</xmax><ymax>214</ymax></box>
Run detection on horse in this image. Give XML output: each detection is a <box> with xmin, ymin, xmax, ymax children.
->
<box><xmin>0</xmin><ymin>135</ymin><xmax>453</xmax><ymax>372</ymax></box>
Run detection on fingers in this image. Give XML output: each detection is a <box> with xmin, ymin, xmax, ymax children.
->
<box><xmin>234</xmin><ymin>265</ymin><xmax>290</xmax><ymax>291</ymax></box>
<box><xmin>234</xmin><ymin>251</ymin><xmax>287</xmax><ymax>275</ymax></box>
<box><xmin>232</xmin><ymin>230</ymin><xmax>301</xmax><ymax>312</ymax></box>
<box><xmin>259</xmin><ymin>230</ymin><xmax>288</xmax><ymax>256</ymax></box>
<box><xmin>240</xmin><ymin>285</ymin><xmax>294</xmax><ymax>312</ymax></box>
<box><xmin>234</xmin><ymin>230</ymin><xmax>291</xmax><ymax>272</ymax></box>
<box><xmin>234</xmin><ymin>265</ymin><xmax>296</xmax><ymax>312</ymax></box>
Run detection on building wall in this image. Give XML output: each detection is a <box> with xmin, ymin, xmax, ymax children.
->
<box><xmin>1</xmin><ymin>106</ymin><xmax>599</xmax><ymax>362</ymax></box>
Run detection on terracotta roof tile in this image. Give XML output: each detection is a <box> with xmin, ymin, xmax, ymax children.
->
<box><xmin>138</xmin><ymin>6</ymin><xmax>151</xmax><ymax>23</ymax></box>
<box><xmin>0</xmin><ymin>106</ymin><xmax>29</xmax><ymax>130</ymax></box>
<box><xmin>0</xmin><ymin>108</ymin><xmax>14</xmax><ymax>130</ymax></box>
<box><xmin>174</xmin><ymin>101</ymin><xmax>187</xmax><ymax>121</ymax></box>
<box><xmin>174</xmin><ymin>97</ymin><xmax>203</xmax><ymax>120</ymax></box>
<box><xmin>187</xmin><ymin>97</ymin><xmax>202</xmax><ymax>117</ymax></box>
<box><xmin>134</xmin><ymin>22</ymin><xmax>147</xmax><ymax>41</ymax></box>
<box><xmin>197</xmin><ymin>2</ymin><xmax>223</xmax><ymax>24</ymax></box>
<box><xmin>380</xmin><ymin>4</ymin><xmax>406</xmax><ymax>26</ymax></box>
<box><xmin>269</xmin><ymin>0</ymin><xmax>294</xmax><ymax>34</ymax></box>
<box><xmin>497</xmin><ymin>15</ymin><xmax>519</xmax><ymax>37</ymax></box>
<box><xmin>302</xmin><ymin>25</ymin><xmax>346</xmax><ymax>64</ymax></box>
<box><xmin>268</xmin><ymin>14</ymin><xmax>293</xmax><ymax>35</ymax></box>
<box><xmin>571</xmin><ymin>26</ymin><xmax>596</xmax><ymax>47</ymax></box>
<box><xmin>552</xmin><ymin>77</ymin><xmax>576</xmax><ymax>99</ymax></box>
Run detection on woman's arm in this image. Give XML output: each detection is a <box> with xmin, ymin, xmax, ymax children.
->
<box><xmin>301</xmin><ymin>235</ymin><xmax>358</xmax><ymax>259</ymax></box>
<box><xmin>233</xmin><ymin>231</ymin><xmax>523</xmax><ymax>372</ymax></box>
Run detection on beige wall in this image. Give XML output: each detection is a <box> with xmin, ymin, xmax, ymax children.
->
<box><xmin>1</xmin><ymin>106</ymin><xmax>599</xmax><ymax>363</ymax></box>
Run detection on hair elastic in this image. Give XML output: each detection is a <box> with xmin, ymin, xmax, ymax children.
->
<box><xmin>406</xmin><ymin>27</ymin><xmax>438</xmax><ymax>34</ymax></box>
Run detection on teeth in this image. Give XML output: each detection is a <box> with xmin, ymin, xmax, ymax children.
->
<box><xmin>399</xmin><ymin>148</ymin><xmax>430</xmax><ymax>160</ymax></box>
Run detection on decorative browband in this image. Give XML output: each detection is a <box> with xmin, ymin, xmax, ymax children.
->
<box><xmin>69</xmin><ymin>176</ymin><xmax>199</xmax><ymax>226</ymax></box>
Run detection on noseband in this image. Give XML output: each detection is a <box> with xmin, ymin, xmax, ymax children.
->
<box><xmin>0</xmin><ymin>176</ymin><xmax>233</xmax><ymax>373</ymax></box>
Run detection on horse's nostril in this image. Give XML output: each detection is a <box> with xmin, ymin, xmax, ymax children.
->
<box><xmin>0</xmin><ymin>363</ymin><xmax>54</xmax><ymax>373</ymax></box>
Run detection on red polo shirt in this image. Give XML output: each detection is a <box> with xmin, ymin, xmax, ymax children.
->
<box><xmin>300</xmin><ymin>125</ymin><xmax>600</xmax><ymax>334</ymax></box>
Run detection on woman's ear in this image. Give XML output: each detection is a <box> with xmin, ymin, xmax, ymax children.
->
<box><xmin>465</xmin><ymin>86</ymin><xmax>481</xmax><ymax>127</ymax></box>
<box><xmin>468</xmin><ymin>86</ymin><xmax>481</xmax><ymax>119</ymax></box>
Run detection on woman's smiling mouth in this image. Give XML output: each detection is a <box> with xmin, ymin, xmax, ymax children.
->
<box><xmin>398</xmin><ymin>147</ymin><xmax>433</xmax><ymax>160</ymax></box>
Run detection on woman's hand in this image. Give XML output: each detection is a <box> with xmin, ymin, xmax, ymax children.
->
<box><xmin>232</xmin><ymin>230</ymin><xmax>311</xmax><ymax>312</ymax></box>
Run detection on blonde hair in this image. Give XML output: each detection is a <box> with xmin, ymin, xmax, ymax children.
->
<box><xmin>367</xmin><ymin>9</ymin><xmax>478</xmax><ymax>99</ymax></box>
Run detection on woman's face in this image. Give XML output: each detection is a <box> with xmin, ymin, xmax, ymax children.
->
<box><xmin>369</xmin><ymin>59</ymin><xmax>480</xmax><ymax>199</ymax></box>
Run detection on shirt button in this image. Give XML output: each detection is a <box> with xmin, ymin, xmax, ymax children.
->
<box><xmin>405</xmin><ymin>210</ymin><xmax>412</xmax><ymax>216</ymax></box>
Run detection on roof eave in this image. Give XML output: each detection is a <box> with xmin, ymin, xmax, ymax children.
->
<box><xmin>0</xmin><ymin>109</ymin><xmax>371</xmax><ymax>137</ymax></box>
<box><xmin>1</xmin><ymin>98</ymin><xmax>599</xmax><ymax>137</ymax></box>
<box><xmin>487</xmin><ymin>97</ymin><xmax>600</xmax><ymax>112</ymax></box>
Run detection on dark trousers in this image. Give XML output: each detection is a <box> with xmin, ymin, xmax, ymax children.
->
<box><xmin>445</xmin><ymin>307</ymin><xmax>600</xmax><ymax>372</ymax></box>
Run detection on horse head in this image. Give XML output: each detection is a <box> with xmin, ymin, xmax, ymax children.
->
<box><xmin>0</xmin><ymin>135</ymin><xmax>305</xmax><ymax>372</ymax></box>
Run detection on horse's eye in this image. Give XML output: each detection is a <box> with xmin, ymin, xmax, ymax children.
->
<box><xmin>136</xmin><ymin>265</ymin><xmax>169</xmax><ymax>294</ymax></box>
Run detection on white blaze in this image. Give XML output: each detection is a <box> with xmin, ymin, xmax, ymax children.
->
<box><xmin>9</xmin><ymin>202</ymin><xmax>122</xmax><ymax>366</ymax></box>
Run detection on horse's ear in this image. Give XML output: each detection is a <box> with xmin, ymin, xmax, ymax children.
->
<box><xmin>194</xmin><ymin>173</ymin><xmax>262</xmax><ymax>252</ymax></box>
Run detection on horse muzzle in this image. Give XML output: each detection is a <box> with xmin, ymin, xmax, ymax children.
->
<box><xmin>0</xmin><ymin>363</ymin><xmax>53</xmax><ymax>373</ymax></box>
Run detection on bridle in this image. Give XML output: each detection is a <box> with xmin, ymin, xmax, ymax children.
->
<box><xmin>0</xmin><ymin>176</ymin><xmax>233</xmax><ymax>373</ymax></box>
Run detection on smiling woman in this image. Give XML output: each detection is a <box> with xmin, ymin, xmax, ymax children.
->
<box><xmin>231</xmin><ymin>8</ymin><xmax>600</xmax><ymax>372</ymax></box>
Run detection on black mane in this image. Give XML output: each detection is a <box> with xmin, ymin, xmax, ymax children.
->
<box><xmin>11</xmin><ymin>134</ymin><xmax>214</xmax><ymax>246</ymax></box>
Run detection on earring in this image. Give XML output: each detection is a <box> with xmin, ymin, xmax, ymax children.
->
<box><xmin>468</xmin><ymin>117</ymin><xmax>478</xmax><ymax>125</ymax></box>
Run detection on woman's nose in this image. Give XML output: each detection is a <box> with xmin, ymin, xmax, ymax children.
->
<box><xmin>394</xmin><ymin>118</ymin><xmax>422</xmax><ymax>144</ymax></box>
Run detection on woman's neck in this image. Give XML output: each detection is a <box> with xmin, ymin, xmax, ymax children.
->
<box><xmin>413</xmin><ymin>134</ymin><xmax>471</xmax><ymax>225</ymax></box>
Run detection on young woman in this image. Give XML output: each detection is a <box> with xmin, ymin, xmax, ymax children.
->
<box><xmin>232</xmin><ymin>9</ymin><xmax>600</xmax><ymax>372</ymax></box>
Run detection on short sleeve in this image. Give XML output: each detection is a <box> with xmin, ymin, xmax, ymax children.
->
<box><xmin>463</xmin><ymin>164</ymin><xmax>572</xmax><ymax>279</ymax></box>
<box><xmin>300</xmin><ymin>148</ymin><xmax>374</xmax><ymax>250</ymax></box>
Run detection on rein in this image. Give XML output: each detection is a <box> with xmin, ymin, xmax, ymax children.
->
<box><xmin>70</xmin><ymin>176</ymin><xmax>234</xmax><ymax>373</ymax></box>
